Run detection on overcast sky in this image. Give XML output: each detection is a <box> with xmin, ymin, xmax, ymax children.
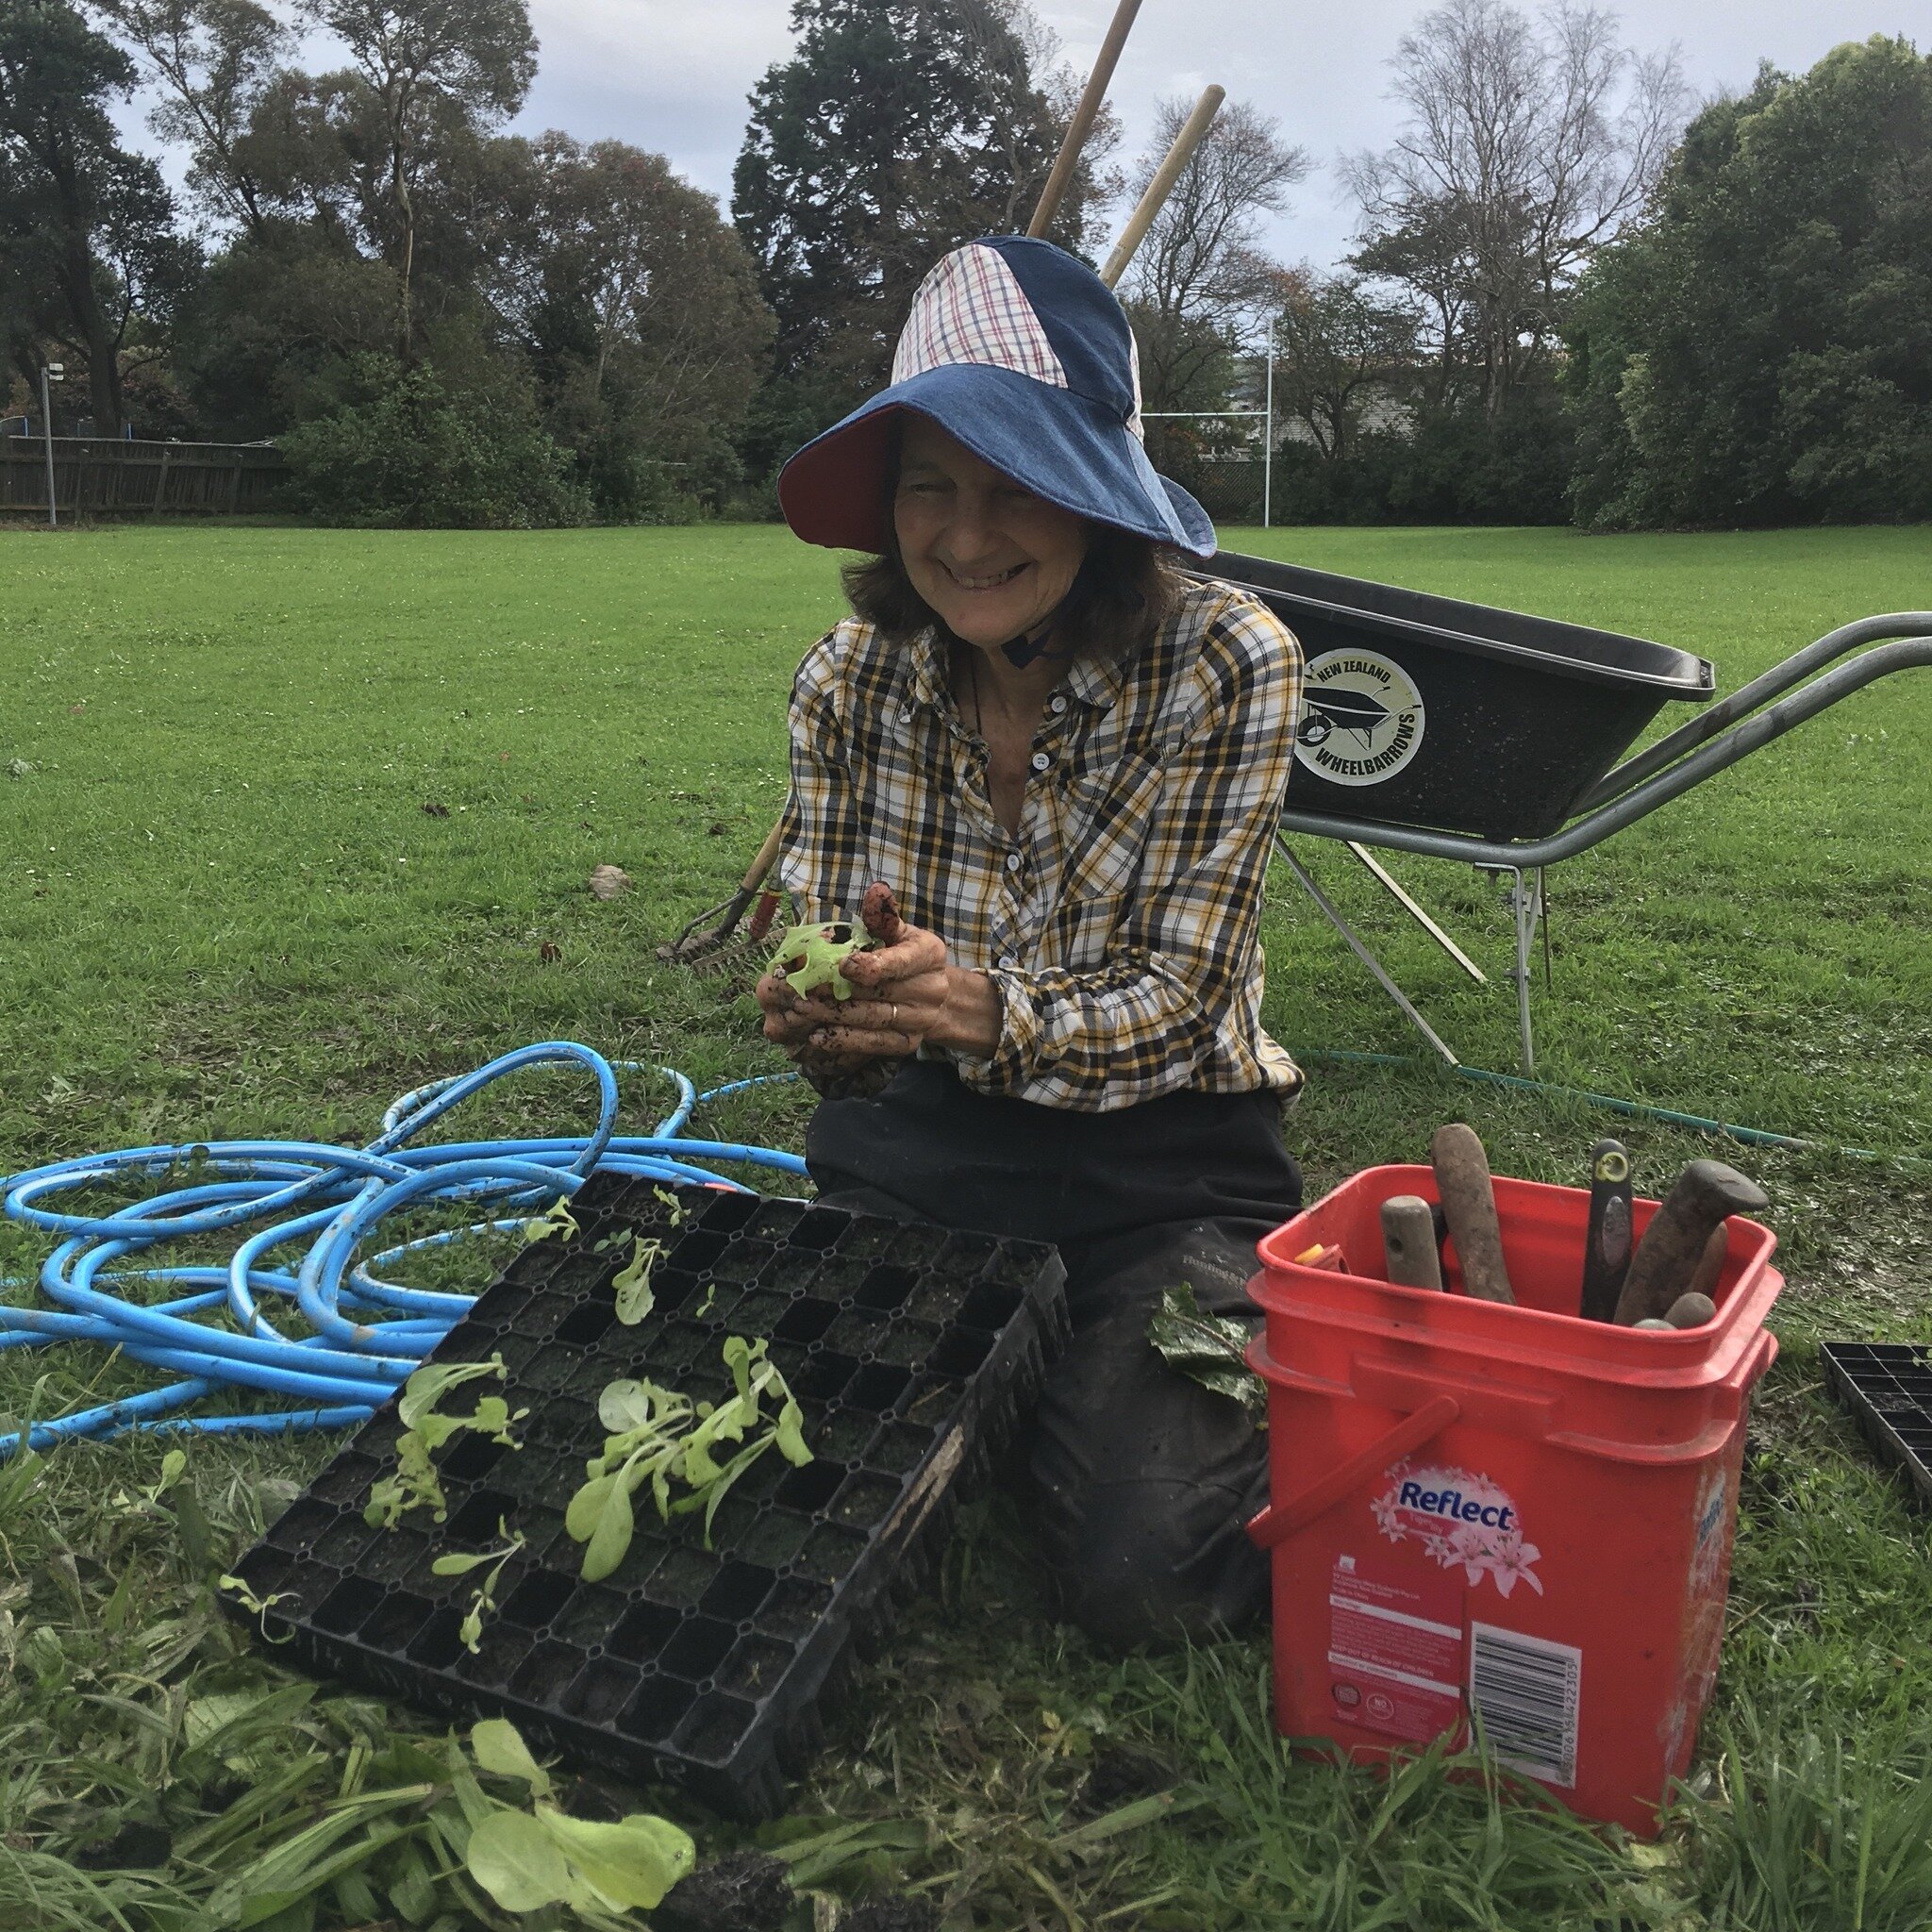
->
<box><xmin>499</xmin><ymin>0</ymin><xmax>1921</xmax><ymax>270</ymax></box>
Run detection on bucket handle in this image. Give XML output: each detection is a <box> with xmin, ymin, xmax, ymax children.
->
<box><xmin>1245</xmin><ymin>1395</ymin><xmax>1461</xmax><ymax>1552</ymax></box>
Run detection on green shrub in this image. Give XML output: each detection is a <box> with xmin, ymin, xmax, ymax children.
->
<box><xmin>281</xmin><ymin>357</ymin><xmax>591</xmax><ymax>529</ymax></box>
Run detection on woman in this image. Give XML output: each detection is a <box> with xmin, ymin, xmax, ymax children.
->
<box><xmin>756</xmin><ymin>235</ymin><xmax>1306</xmax><ymax>1652</ymax></box>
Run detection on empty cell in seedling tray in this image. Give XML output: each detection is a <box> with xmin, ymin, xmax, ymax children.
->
<box><xmin>811</xmin><ymin>1409</ymin><xmax>880</xmax><ymax>1461</ymax></box>
<box><xmin>509</xmin><ymin>1641</ymin><xmax>580</xmax><ymax>1705</ymax></box>
<box><xmin>832</xmin><ymin>1474</ymin><xmax>903</xmax><ymax>1528</ymax></box>
<box><xmin>223</xmin><ymin>1197</ymin><xmax>1067</xmax><ymax>1817</ymax></box>
<box><xmin>718</xmin><ymin>1635</ymin><xmax>792</xmax><ymax>1700</ymax></box>
<box><xmin>564</xmin><ymin>1657</ymin><xmax>644</xmax><ymax>1725</ymax></box>
<box><xmin>608</xmin><ymin>1599</ymin><xmax>684</xmax><ymax>1662</ymax></box>
<box><xmin>826</xmin><ymin>1309</ymin><xmax>888</xmax><ymax>1357</ymax></box>
<box><xmin>873</xmin><ymin>1320</ymin><xmax>940</xmax><ymax>1369</ymax></box>
<box><xmin>758</xmin><ymin>1576</ymin><xmax>833</xmax><ymax>1641</ymax></box>
<box><xmin>553</xmin><ymin>1585</ymin><xmax>628</xmax><ymax>1648</ymax></box>
<box><xmin>795</xmin><ymin>1524</ymin><xmax>868</xmax><ymax>1584</ymax></box>
<box><xmin>866</xmin><ymin>1423</ymin><xmax>936</xmax><ymax>1475</ymax></box>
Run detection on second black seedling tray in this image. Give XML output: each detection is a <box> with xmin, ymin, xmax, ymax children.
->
<box><xmin>1822</xmin><ymin>1342</ymin><xmax>1932</xmax><ymax>1508</ymax></box>
<box><xmin>224</xmin><ymin>1179</ymin><xmax>1069</xmax><ymax>1816</ymax></box>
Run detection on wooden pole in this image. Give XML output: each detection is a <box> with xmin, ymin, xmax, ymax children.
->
<box><xmin>1026</xmin><ymin>0</ymin><xmax>1143</xmax><ymax>239</ymax></box>
<box><xmin>1100</xmin><ymin>84</ymin><xmax>1224</xmax><ymax>289</ymax></box>
<box><xmin>154</xmin><ymin>447</ymin><xmax>172</xmax><ymax>516</ymax></box>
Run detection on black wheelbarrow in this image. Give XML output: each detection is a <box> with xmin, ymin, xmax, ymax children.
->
<box><xmin>1199</xmin><ymin>549</ymin><xmax>1932</xmax><ymax>1073</ymax></box>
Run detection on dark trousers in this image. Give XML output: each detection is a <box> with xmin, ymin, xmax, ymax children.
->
<box><xmin>807</xmin><ymin>1061</ymin><xmax>1302</xmax><ymax>1653</ymax></box>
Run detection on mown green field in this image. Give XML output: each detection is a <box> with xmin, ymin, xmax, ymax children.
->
<box><xmin>2</xmin><ymin>520</ymin><xmax>1930</xmax><ymax>1930</ymax></box>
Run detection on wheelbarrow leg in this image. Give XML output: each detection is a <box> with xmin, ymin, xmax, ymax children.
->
<box><xmin>1274</xmin><ymin>839</ymin><xmax>1460</xmax><ymax>1067</ymax></box>
<box><xmin>1480</xmin><ymin>864</ymin><xmax>1543</xmax><ymax>1076</ymax></box>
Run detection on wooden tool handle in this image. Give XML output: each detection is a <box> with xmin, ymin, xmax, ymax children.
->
<box><xmin>1430</xmin><ymin>1124</ymin><xmax>1515</xmax><ymax>1304</ymax></box>
<box><xmin>739</xmin><ymin>815</ymin><xmax>787</xmax><ymax>893</ymax></box>
<box><xmin>1100</xmin><ymin>84</ymin><xmax>1225</xmax><ymax>289</ymax></box>
<box><xmin>1027</xmin><ymin>0</ymin><xmax>1143</xmax><ymax>239</ymax></box>
<box><xmin>1380</xmin><ymin>1195</ymin><xmax>1442</xmax><ymax>1291</ymax></box>
<box><xmin>1613</xmin><ymin>1160</ymin><xmax>1766</xmax><ymax>1325</ymax></box>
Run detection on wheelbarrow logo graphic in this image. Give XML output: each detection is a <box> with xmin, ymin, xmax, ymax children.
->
<box><xmin>1294</xmin><ymin>649</ymin><xmax>1427</xmax><ymax>788</ymax></box>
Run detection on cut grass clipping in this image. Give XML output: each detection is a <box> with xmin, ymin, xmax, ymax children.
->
<box><xmin>567</xmin><ymin>1336</ymin><xmax>813</xmax><ymax>1575</ymax></box>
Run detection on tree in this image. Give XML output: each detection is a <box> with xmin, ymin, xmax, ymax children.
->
<box><xmin>1270</xmin><ymin>270</ymin><xmax>1418</xmax><ymax>465</ymax></box>
<box><xmin>732</xmin><ymin>0</ymin><xmax>1105</xmax><ymax>415</ymax></box>
<box><xmin>93</xmin><ymin>0</ymin><xmax>290</xmax><ymax>238</ymax></box>
<box><xmin>0</xmin><ymin>0</ymin><xmax>196</xmax><ymax>433</ymax></box>
<box><xmin>1344</xmin><ymin>0</ymin><xmax>1687</xmax><ymax>413</ymax></box>
<box><xmin>1568</xmin><ymin>37</ymin><xmax>1932</xmax><ymax>528</ymax></box>
<box><xmin>495</xmin><ymin>134</ymin><xmax>775</xmax><ymax>516</ymax></box>
<box><xmin>299</xmin><ymin>0</ymin><xmax>535</xmax><ymax>358</ymax></box>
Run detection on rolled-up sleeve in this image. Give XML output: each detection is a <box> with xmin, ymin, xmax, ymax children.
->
<box><xmin>950</xmin><ymin>602</ymin><xmax>1301</xmax><ymax>1109</ymax></box>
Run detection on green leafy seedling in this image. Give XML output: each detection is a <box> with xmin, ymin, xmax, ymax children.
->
<box><xmin>611</xmin><ymin>1235</ymin><xmax>665</xmax><ymax>1325</ymax></box>
<box><xmin>653</xmin><ymin>1185</ymin><xmax>688</xmax><ymax>1226</ymax></box>
<box><xmin>522</xmin><ymin>1193</ymin><xmax>580</xmax><ymax>1243</ymax></box>
<box><xmin>432</xmin><ymin>1520</ymin><xmax>526</xmax><ymax>1652</ymax></box>
<box><xmin>367</xmin><ymin>1357</ymin><xmax>527</xmax><ymax>1527</ymax></box>
<box><xmin>465</xmin><ymin>1719</ymin><xmax>694</xmax><ymax>1914</ymax></box>
<box><xmin>563</xmin><ymin>1340</ymin><xmax>815</xmax><ymax>1577</ymax></box>
<box><xmin>1146</xmin><ymin>1283</ymin><xmax>1267</xmax><ymax>1423</ymax></box>
<box><xmin>766</xmin><ymin>919</ymin><xmax>869</xmax><ymax>1000</ymax></box>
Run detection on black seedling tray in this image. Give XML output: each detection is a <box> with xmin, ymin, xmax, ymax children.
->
<box><xmin>1822</xmin><ymin>1342</ymin><xmax>1932</xmax><ymax>1508</ymax></box>
<box><xmin>223</xmin><ymin>1178</ymin><xmax>1069</xmax><ymax>1818</ymax></box>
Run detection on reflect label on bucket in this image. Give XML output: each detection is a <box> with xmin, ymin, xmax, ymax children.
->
<box><xmin>1372</xmin><ymin>1459</ymin><xmax>1543</xmax><ymax>1599</ymax></box>
<box><xmin>1327</xmin><ymin>1555</ymin><xmax>1464</xmax><ymax>1744</ymax></box>
<box><xmin>1293</xmin><ymin>650</ymin><xmax>1426</xmax><ymax>787</ymax></box>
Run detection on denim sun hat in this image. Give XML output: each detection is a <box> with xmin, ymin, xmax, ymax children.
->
<box><xmin>777</xmin><ymin>235</ymin><xmax>1216</xmax><ymax>558</ymax></box>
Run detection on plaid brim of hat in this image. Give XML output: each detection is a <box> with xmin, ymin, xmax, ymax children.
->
<box><xmin>777</xmin><ymin>236</ymin><xmax>1216</xmax><ymax>559</ymax></box>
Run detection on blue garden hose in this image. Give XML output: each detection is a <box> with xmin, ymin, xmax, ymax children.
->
<box><xmin>0</xmin><ymin>1044</ymin><xmax>806</xmax><ymax>1460</ymax></box>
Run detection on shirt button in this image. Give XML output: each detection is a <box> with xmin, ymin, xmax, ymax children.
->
<box><xmin>1030</xmin><ymin>751</ymin><xmax>1052</xmax><ymax>773</ymax></box>
<box><xmin>997</xmin><ymin>955</ymin><xmax>1019</xmax><ymax>970</ymax></box>
<box><xmin>1050</xmin><ymin>694</ymin><xmax>1067</xmax><ymax>714</ymax></box>
<box><xmin>900</xmin><ymin>704</ymin><xmax>914</xmax><ymax>722</ymax></box>
<box><xmin>1004</xmin><ymin>851</ymin><xmax>1022</xmax><ymax>872</ymax></box>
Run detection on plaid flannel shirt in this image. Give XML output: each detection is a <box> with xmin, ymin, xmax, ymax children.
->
<box><xmin>776</xmin><ymin>578</ymin><xmax>1305</xmax><ymax>1111</ymax></box>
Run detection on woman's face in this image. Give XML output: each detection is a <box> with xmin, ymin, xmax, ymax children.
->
<box><xmin>892</xmin><ymin>417</ymin><xmax>1091</xmax><ymax>651</ymax></box>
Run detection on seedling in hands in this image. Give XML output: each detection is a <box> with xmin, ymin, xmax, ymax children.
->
<box><xmin>765</xmin><ymin>920</ymin><xmax>869</xmax><ymax>999</ymax></box>
<box><xmin>565</xmin><ymin>1338</ymin><xmax>813</xmax><ymax>1577</ymax></box>
<box><xmin>365</xmin><ymin>1357</ymin><xmax>527</xmax><ymax>1528</ymax></box>
<box><xmin>433</xmin><ymin>1519</ymin><xmax>527</xmax><ymax>1653</ymax></box>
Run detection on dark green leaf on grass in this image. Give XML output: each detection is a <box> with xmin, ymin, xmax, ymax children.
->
<box><xmin>1147</xmin><ymin>1284</ymin><xmax>1265</xmax><ymax>1423</ymax></box>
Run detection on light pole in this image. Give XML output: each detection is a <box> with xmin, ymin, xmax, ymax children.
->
<box><xmin>40</xmin><ymin>362</ymin><xmax>63</xmax><ymax>529</ymax></box>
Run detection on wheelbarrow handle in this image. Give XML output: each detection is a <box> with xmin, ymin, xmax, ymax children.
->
<box><xmin>1576</xmin><ymin>609</ymin><xmax>1932</xmax><ymax>815</ymax></box>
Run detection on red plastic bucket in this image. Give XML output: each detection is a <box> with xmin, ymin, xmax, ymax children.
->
<box><xmin>1243</xmin><ymin>1163</ymin><xmax>1780</xmax><ymax>1837</ymax></box>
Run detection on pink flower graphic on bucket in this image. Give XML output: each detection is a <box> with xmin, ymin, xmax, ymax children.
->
<box><xmin>1372</xmin><ymin>1459</ymin><xmax>1542</xmax><ymax>1599</ymax></box>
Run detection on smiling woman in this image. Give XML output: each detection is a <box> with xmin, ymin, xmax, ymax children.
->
<box><xmin>754</xmin><ymin>234</ymin><xmax>1307</xmax><ymax>1653</ymax></box>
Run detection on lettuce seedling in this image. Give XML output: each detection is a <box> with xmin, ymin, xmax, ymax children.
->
<box><xmin>610</xmin><ymin>1235</ymin><xmax>665</xmax><ymax>1325</ymax></box>
<box><xmin>432</xmin><ymin>1519</ymin><xmax>526</xmax><ymax>1653</ymax></box>
<box><xmin>365</xmin><ymin>1357</ymin><xmax>528</xmax><ymax>1528</ymax></box>
<box><xmin>564</xmin><ymin>1339</ymin><xmax>813</xmax><ymax>1578</ymax></box>
<box><xmin>765</xmin><ymin>921</ymin><xmax>868</xmax><ymax>1000</ymax></box>
<box><xmin>464</xmin><ymin>1718</ymin><xmax>694</xmax><ymax>1915</ymax></box>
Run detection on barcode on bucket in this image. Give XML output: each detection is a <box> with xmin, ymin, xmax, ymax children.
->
<box><xmin>1469</xmin><ymin>1623</ymin><xmax>1580</xmax><ymax>1788</ymax></box>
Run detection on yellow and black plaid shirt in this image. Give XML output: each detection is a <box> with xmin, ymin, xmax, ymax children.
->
<box><xmin>776</xmin><ymin>577</ymin><xmax>1305</xmax><ymax>1112</ymax></box>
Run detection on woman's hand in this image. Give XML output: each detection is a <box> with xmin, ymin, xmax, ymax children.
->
<box><xmin>755</xmin><ymin>889</ymin><xmax>1004</xmax><ymax>1071</ymax></box>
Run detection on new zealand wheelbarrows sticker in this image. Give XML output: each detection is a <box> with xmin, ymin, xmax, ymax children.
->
<box><xmin>1294</xmin><ymin>648</ymin><xmax>1426</xmax><ymax>787</ymax></box>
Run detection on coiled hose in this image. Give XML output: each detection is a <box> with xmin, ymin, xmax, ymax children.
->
<box><xmin>0</xmin><ymin>1043</ymin><xmax>805</xmax><ymax>1459</ymax></box>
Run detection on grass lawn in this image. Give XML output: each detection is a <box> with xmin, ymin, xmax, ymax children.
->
<box><xmin>2</xmin><ymin>519</ymin><xmax>1930</xmax><ymax>1929</ymax></box>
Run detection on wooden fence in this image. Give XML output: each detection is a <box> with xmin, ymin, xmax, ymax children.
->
<box><xmin>1</xmin><ymin>437</ymin><xmax>289</xmax><ymax>518</ymax></box>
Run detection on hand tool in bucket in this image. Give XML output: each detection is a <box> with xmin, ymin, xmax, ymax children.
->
<box><xmin>655</xmin><ymin>37</ymin><xmax>1224</xmax><ymax>978</ymax></box>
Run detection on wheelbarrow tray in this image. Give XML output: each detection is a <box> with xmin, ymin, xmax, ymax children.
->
<box><xmin>1199</xmin><ymin>550</ymin><xmax>1715</xmax><ymax>841</ymax></box>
